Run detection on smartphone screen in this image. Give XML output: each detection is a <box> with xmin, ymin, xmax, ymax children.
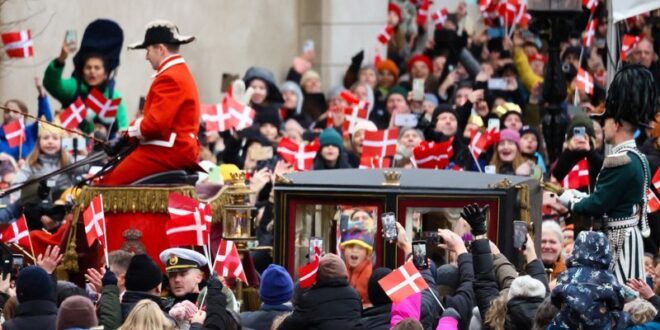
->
<box><xmin>412</xmin><ymin>79</ymin><xmax>425</xmax><ymax>101</ymax></box>
<box><xmin>381</xmin><ymin>212</ymin><xmax>397</xmax><ymax>242</ymax></box>
<box><xmin>513</xmin><ymin>221</ymin><xmax>528</xmax><ymax>249</ymax></box>
<box><xmin>65</xmin><ymin>30</ymin><xmax>77</xmax><ymax>52</ymax></box>
<box><xmin>309</xmin><ymin>237</ymin><xmax>323</xmax><ymax>260</ymax></box>
<box><xmin>339</xmin><ymin>214</ymin><xmax>349</xmax><ymax>233</ymax></box>
<box><xmin>303</xmin><ymin>40</ymin><xmax>315</xmax><ymax>53</ymax></box>
<box><xmin>573</xmin><ymin>127</ymin><xmax>586</xmax><ymax>138</ymax></box>
<box><xmin>412</xmin><ymin>240</ymin><xmax>428</xmax><ymax>269</ymax></box>
<box><xmin>487</xmin><ymin>118</ymin><xmax>500</xmax><ymax>132</ymax></box>
<box><xmin>487</xmin><ymin>78</ymin><xmax>508</xmax><ymax>90</ymax></box>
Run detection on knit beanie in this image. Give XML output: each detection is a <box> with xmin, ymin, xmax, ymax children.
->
<box><xmin>317</xmin><ymin>253</ymin><xmax>347</xmax><ymax>282</ymax></box>
<box><xmin>501</xmin><ymin>110</ymin><xmax>523</xmax><ymax>126</ymax></box>
<box><xmin>436</xmin><ymin>264</ymin><xmax>460</xmax><ymax>288</ymax></box>
<box><xmin>368</xmin><ymin>267</ymin><xmax>392</xmax><ymax>306</ymax></box>
<box><xmin>424</xmin><ymin>93</ymin><xmax>439</xmax><ymax>107</ymax></box>
<box><xmin>254</xmin><ymin>107</ymin><xmax>283</xmax><ymax>128</ymax></box>
<box><xmin>376</xmin><ymin>59</ymin><xmax>400</xmax><ymax>80</ymax></box>
<box><xmin>566</xmin><ymin>114</ymin><xmax>595</xmax><ymax>139</ymax></box>
<box><xmin>56</xmin><ymin>295</ymin><xmax>98</xmax><ymax>330</ymax></box>
<box><xmin>16</xmin><ymin>266</ymin><xmax>54</xmax><ymax>303</ymax></box>
<box><xmin>124</xmin><ymin>254</ymin><xmax>163</xmax><ymax>292</ymax></box>
<box><xmin>499</xmin><ymin>129</ymin><xmax>521</xmax><ymax>148</ymax></box>
<box><xmin>407</xmin><ymin>54</ymin><xmax>433</xmax><ymax>74</ymax></box>
<box><xmin>520</xmin><ymin>126</ymin><xmax>542</xmax><ymax>147</ymax></box>
<box><xmin>259</xmin><ymin>264</ymin><xmax>294</xmax><ymax>305</ymax></box>
<box><xmin>507</xmin><ymin>275</ymin><xmax>546</xmax><ymax>300</ymax></box>
<box><xmin>319</xmin><ymin>128</ymin><xmax>344</xmax><ymax>151</ymax></box>
<box><xmin>433</xmin><ymin>104</ymin><xmax>458</xmax><ymax>122</ymax></box>
<box><xmin>388</xmin><ymin>85</ymin><xmax>408</xmax><ymax>100</ymax></box>
<box><xmin>300</xmin><ymin>70</ymin><xmax>321</xmax><ymax>88</ymax></box>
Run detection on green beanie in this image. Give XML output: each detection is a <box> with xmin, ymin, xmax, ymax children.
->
<box><xmin>388</xmin><ymin>85</ymin><xmax>408</xmax><ymax>101</ymax></box>
<box><xmin>566</xmin><ymin>114</ymin><xmax>595</xmax><ymax>139</ymax></box>
<box><xmin>319</xmin><ymin>128</ymin><xmax>344</xmax><ymax>151</ymax></box>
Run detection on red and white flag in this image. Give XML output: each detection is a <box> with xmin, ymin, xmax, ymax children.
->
<box><xmin>377</xmin><ymin>25</ymin><xmax>395</xmax><ymax>45</ymax></box>
<box><xmin>576</xmin><ymin>68</ymin><xmax>594</xmax><ymax>95</ymax></box>
<box><xmin>480</xmin><ymin>0</ymin><xmax>499</xmax><ymax>26</ymax></box>
<box><xmin>1</xmin><ymin>215</ymin><xmax>30</xmax><ymax>248</ymax></box>
<box><xmin>648</xmin><ymin>189</ymin><xmax>660</xmax><ymax>213</ymax></box>
<box><xmin>583</xmin><ymin>0</ymin><xmax>599</xmax><ymax>13</ymax></box>
<box><xmin>85</xmin><ymin>88</ymin><xmax>121</xmax><ymax>121</ymax></box>
<box><xmin>412</xmin><ymin>139</ymin><xmax>454</xmax><ymax>169</ymax></box>
<box><xmin>621</xmin><ymin>34</ymin><xmax>640</xmax><ymax>61</ymax></box>
<box><xmin>201</xmin><ymin>103</ymin><xmax>233</xmax><ymax>133</ymax></box>
<box><xmin>652</xmin><ymin>167</ymin><xmax>660</xmax><ymax>191</ymax></box>
<box><xmin>224</xmin><ymin>95</ymin><xmax>255</xmax><ymax>131</ymax></box>
<box><xmin>343</xmin><ymin>102</ymin><xmax>369</xmax><ymax>134</ymax></box>
<box><xmin>498</xmin><ymin>0</ymin><xmax>520</xmax><ymax>27</ymax></box>
<box><xmin>378</xmin><ymin>260</ymin><xmax>429</xmax><ymax>303</ymax></box>
<box><xmin>3</xmin><ymin>120</ymin><xmax>25</xmax><ymax>148</ymax></box>
<box><xmin>416</xmin><ymin>0</ymin><xmax>430</xmax><ymax>26</ymax></box>
<box><xmin>562</xmin><ymin>158</ymin><xmax>590</xmax><ymax>190</ymax></box>
<box><xmin>340</xmin><ymin>91</ymin><xmax>360</xmax><ymax>105</ymax></box>
<box><xmin>59</xmin><ymin>97</ymin><xmax>87</xmax><ymax>130</ymax></box>
<box><xmin>582</xmin><ymin>19</ymin><xmax>598</xmax><ymax>47</ymax></box>
<box><xmin>469</xmin><ymin>129</ymin><xmax>499</xmax><ymax>160</ymax></box>
<box><xmin>1</xmin><ymin>30</ymin><xmax>33</xmax><ymax>58</ymax></box>
<box><xmin>298</xmin><ymin>246</ymin><xmax>321</xmax><ymax>288</ymax></box>
<box><xmin>166</xmin><ymin>193</ymin><xmax>209</xmax><ymax>247</ymax></box>
<box><xmin>359</xmin><ymin>155</ymin><xmax>392</xmax><ymax>169</ymax></box>
<box><xmin>362</xmin><ymin>128</ymin><xmax>399</xmax><ymax>159</ymax></box>
<box><xmin>277</xmin><ymin>138</ymin><xmax>320</xmax><ymax>171</ymax></box>
<box><xmin>214</xmin><ymin>239</ymin><xmax>248</xmax><ymax>284</ymax></box>
<box><xmin>431</xmin><ymin>8</ymin><xmax>449</xmax><ymax>30</ymax></box>
<box><xmin>83</xmin><ymin>195</ymin><xmax>106</xmax><ymax>247</ymax></box>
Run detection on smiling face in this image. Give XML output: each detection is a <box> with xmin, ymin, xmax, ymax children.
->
<box><xmin>541</xmin><ymin>229</ymin><xmax>562</xmax><ymax>266</ymax></box>
<box><xmin>497</xmin><ymin>140</ymin><xmax>518</xmax><ymax>162</ymax></box>
<box><xmin>168</xmin><ymin>269</ymin><xmax>202</xmax><ymax>297</ymax></box>
<box><xmin>83</xmin><ymin>57</ymin><xmax>108</xmax><ymax>87</ymax></box>
<box><xmin>249</xmin><ymin>79</ymin><xmax>268</xmax><ymax>105</ymax></box>
<box><xmin>39</xmin><ymin>131</ymin><xmax>61</xmax><ymax>155</ymax></box>
<box><xmin>343</xmin><ymin>244</ymin><xmax>368</xmax><ymax>269</ymax></box>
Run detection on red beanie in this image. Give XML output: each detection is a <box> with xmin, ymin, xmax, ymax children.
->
<box><xmin>407</xmin><ymin>54</ymin><xmax>433</xmax><ymax>74</ymax></box>
<box><xmin>388</xmin><ymin>3</ymin><xmax>402</xmax><ymax>20</ymax></box>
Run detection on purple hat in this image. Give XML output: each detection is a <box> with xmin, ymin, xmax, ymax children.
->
<box><xmin>499</xmin><ymin>129</ymin><xmax>520</xmax><ymax>148</ymax></box>
<box><xmin>340</xmin><ymin>228</ymin><xmax>374</xmax><ymax>253</ymax></box>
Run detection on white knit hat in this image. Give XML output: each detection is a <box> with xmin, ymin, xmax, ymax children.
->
<box><xmin>508</xmin><ymin>275</ymin><xmax>546</xmax><ymax>300</ymax></box>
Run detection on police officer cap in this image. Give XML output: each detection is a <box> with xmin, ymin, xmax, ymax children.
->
<box><xmin>159</xmin><ymin>248</ymin><xmax>207</xmax><ymax>273</ymax></box>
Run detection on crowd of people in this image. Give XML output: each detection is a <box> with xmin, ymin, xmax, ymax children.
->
<box><xmin>0</xmin><ymin>0</ymin><xmax>659</xmax><ymax>329</ymax></box>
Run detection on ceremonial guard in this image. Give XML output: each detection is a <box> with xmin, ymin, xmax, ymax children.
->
<box><xmin>100</xmin><ymin>20</ymin><xmax>200</xmax><ymax>185</ymax></box>
<box><xmin>560</xmin><ymin>65</ymin><xmax>656</xmax><ymax>284</ymax></box>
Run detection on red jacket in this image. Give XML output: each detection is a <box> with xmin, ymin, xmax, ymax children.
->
<box><xmin>100</xmin><ymin>54</ymin><xmax>200</xmax><ymax>185</ymax></box>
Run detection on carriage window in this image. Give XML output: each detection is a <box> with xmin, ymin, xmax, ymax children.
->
<box><xmin>293</xmin><ymin>203</ymin><xmax>379</xmax><ymax>271</ymax></box>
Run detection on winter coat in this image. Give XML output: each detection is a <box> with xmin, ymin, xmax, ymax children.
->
<box><xmin>470</xmin><ymin>239</ymin><xmax>500</xmax><ymax>321</ymax></box>
<box><xmin>353</xmin><ymin>304</ymin><xmax>391</xmax><ymax>330</ymax></box>
<box><xmin>2</xmin><ymin>299</ymin><xmax>57</xmax><ymax>330</ymax></box>
<box><xmin>241</xmin><ymin>304</ymin><xmax>292</xmax><ymax>330</ymax></box>
<box><xmin>347</xmin><ymin>258</ymin><xmax>373</xmax><ymax>305</ymax></box>
<box><xmin>201</xmin><ymin>275</ymin><xmax>241</xmax><ymax>330</ymax></box>
<box><xmin>504</xmin><ymin>296</ymin><xmax>545</xmax><ymax>330</ymax></box>
<box><xmin>98</xmin><ymin>284</ymin><xmax>122</xmax><ymax>330</ymax></box>
<box><xmin>0</xmin><ymin>96</ymin><xmax>53</xmax><ymax>160</ymax></box>
<box><xmin>43</xmin><ymin>59</ymin><xmax>128</xmax><ymax>130</ymax></box>
<box><xmin>550</xmin><ymin>231</ymin><xmax>630</xmax><ymax>329</ymax></box>
<box><xmin>443</xmin><ymin>253</ymin><xmax>476</xmax><ymax>330</ymax></box>
<box><xmin>419</xmin><ymin>269</ymin><xmax>442</xmax><ymax>330</ymax></box>
<box><xmin>120</xmin><ymin>291</ymin><xmax>169</xmax><ymax>322</ymax></box>
<box><xmin>277</xmin><ymin>278</ymin><xmax>362</xmax><ymax>330</ymax></box>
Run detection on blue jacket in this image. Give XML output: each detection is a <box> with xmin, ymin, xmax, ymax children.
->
<box><xmin>0</xmin><ymin>96</ymin><xmax>53</xmax><ymax>160</ymax></box>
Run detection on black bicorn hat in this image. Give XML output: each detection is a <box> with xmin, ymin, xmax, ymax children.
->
<box><xmin>129</xmin><ymin>20</ymin><xmax>194</xmax><ymax>49</ymax></box>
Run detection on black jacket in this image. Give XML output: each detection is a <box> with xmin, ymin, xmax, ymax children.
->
<box><xmin>443</xmin><ymin>253</ymin><xmax>476</xmax><ymax>330</ymax></box>
<box><xmin>353</xmin><ymin>304</ymin><xmax>391</xmax><ymax>330</ymax></box>
<box><xmin>241</xmin><ymin>304</ymin><xmax>292</xmax><ymax>330</ymax></box>
<box><xmin>277</xmin><ymin>278</ymin><xmax>362</xmax><ymax>330</ymax></box>
<box><xmin>419</xmin><ymin>269</ymin><xmax>441</xmax><ymax>330</ymax></box>
<box><xmin>552</xmin><ymin>148</ymin><xmax>603</xmax><ymax>193</ymax></box>
<box><xmin>504</xmin><ymin>296</ymin><xmax>545</xmax><ymax>330</ymax></box>
<box><xmin>121</xmin><ymin>291</ymin><xmax>169</xmax><ymax>322</ymax></box>
<box><xmin>2</xmin><ymin>300</ymin><xmax>57</xmax><ymax>330</ymax></box>
<box><xmin>470</xmin><ymin>239</ymin><xmax>500</xmax><ymax>321</ymax></box>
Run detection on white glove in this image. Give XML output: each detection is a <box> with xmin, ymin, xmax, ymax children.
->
<box><xmin>558</xmin><ymin>189</ymin><xmax>588</xmax><ymax>209</ymax></box>
<box><xmin>231</xmin><ymin>80</ymin><xmax>254</xmax><ymax>106</ymax></box>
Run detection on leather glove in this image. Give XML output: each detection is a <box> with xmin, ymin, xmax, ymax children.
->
<box><xmin>461</xmin><ymin>203</ymin><xmax>489</xmax><ymax>236</ymax></box>
<box><xmin>102</xmin><ymin>267</ymin><xmax>118</xmax><ymax>286</ymax></box>
<box><xmin>104</xmin><ymin>135</ymin><xmax>129</xmax><ymax>157</ymax></box>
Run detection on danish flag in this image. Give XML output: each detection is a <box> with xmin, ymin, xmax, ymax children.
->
<box><xmin>299</xmin><ymin>246</ymin><xmax>321</xmax><ymax>288</ymax></box>
<box><xmin>582</xmin><ymin>19</ymin><xmax>598</xmax><ymax>48</ymax></box>
<box><xmin>59</xmin><ymin>97</ymin><xmax>87</xmax><ymax>130</ymax></box>
<box><xmin>214</xmin><ymin>239</ymin><xmax>248</xmax><ymax>284</ymax></box>
<box><xmin>647</xmin><ymin>189</ymin><xmax>660</xmax><ymax>213</ymax></box>
<box><xmin>562</xmin><ymin>158</ymin><xmax>590</xmax><ymax>190</ymax></box>
<box><xmin>83</xmin><ymin>195</ymin><xmax>106</xmax><ymax>247</ymax></box>
<box><xmin>0</xmin><ymin>215</ymin><xmax>30</xmax><ymax>248</ymax></box>
<box><xmin>469</xmin><ymin>129</ymin><xmax>499</xmax><ymax>160</ymax></box>
<box><xmin>480</xmin><ymin>0</ymin><xmax>499</xmax><ymax>26</ymax></box>
<box><xmin>412</xmin><ymin>139</ymin><xmax>454</xmax><ymax>169</ymax></box>
<box><xmin>498</xmin><ymin>0</ymin><xmax>520</xmax><ymax>26</ymax></box>
<box><xmin>85</xmin><ymin>88</ymin><xmax>121</xmax><ymax>121</ymax></box>
<box><xmin>620</xmin><ymin>35</ymin><xmax>640</xmax><ymax>61</ymax></box>
<box><xmin>201</xmin><ymin>103</ymin><xmax>233</xmax><ymax>133</ymax></box>
<box><xmin>576</xmin><ymin>68</ymin><xmax>594</xmax><ymax>95</ymax></box>
<box><xmin>431</xmin><ymin>8</ymin><xmax>449</xmax><ymax>30</ymax></box>
<box><xmin>377</xmin><ymin>25</ymin><xmax>395</xmax><ymax>45</ymax></box>
<box><xmin>479</xmin><ymin>0</ymin><xmax>495</xmax><ymax>12</ymax></box>
<box><xmin>362</xmin><ymin>128</ymin><xmax>399</xmax><ymax>159</ymax></box>
<box><xmin>3</xmin><ymin>119</ymin><xmax>25</xmax><ymax>148</ymax></box>
<box><xmin>359</xmin><ymin>155</ymin><xmax>392</xmax><ymax>169</ymax></box>
<box><xmin>166</xmin><ymin>193</ymin><xmax>210</xmax><ymax>247</ymax></box>
<box><xmin>416</xmin><ymin>0</ymin><xmax>430</xmax><ymax>26</ymax></box>
<box><xmin>1</xmin><ymin>30</ymin><xmax>33</xmax><ymax>58</ymax></box>
<box><xmin>583</xmin><ymin>0</ymin><xmax>599</xmax><ymax>13</ymax></box>
<box><xmin>652</xmin><ymin>167</ymin><xmax>660</xmax><ymax>191</ymax></box>
<box><xmin>224</xmin><ymin>95</ymin><xmax>255</xmax><ymax>131</ymax></box>
<box><xmin>340</xmin><ymin>91</ymin><xmax>360</xmax><ymax>105</ymax></box>
<box><xmin>277</xmin><ymin>137</ymin><xmax>320</xmax><ymax>171</ymax></box>
<box><xmin>378</xmin><ymin>260</ymin><xmax>429</xmax><ymax>303</ymax></box>
<box><xmin>343</xmin><ymin>102</ymin><xmax>369</xmax><ymax>134</ymax></box>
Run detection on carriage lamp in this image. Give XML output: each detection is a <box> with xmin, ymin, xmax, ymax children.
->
<box><xmin>221</xmin><ymin>171</ymin><xmax>256</xmax><ymax>246</ymax></box>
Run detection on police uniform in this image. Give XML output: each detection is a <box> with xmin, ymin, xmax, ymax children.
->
<box><xmin>159</xmin><ymin>248</ymin><xmax>207</xmax><ymax>309</ymax></box>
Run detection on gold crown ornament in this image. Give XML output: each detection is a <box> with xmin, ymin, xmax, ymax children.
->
<box><xmin>383</xmin><ymin>170</ymin><xmax>401</xmax><ymax>186</ymax></box>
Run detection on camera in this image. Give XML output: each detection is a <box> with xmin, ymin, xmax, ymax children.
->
<box><xmin>0</xmin><ymin>243</ymin><xmax>24</xmax><ymax>279</ymax></box>
<box><xmin>23</xmin><ymin>180</ymin><xmax>72</xmax><ymax>231</ymax></box>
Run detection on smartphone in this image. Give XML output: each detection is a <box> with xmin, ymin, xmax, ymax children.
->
<box><xmin>138</xmin><ymin>96</ymin><xmax>146</xmax><ymax>112</ymax></box>
<box><xmin>484</xmin><ymin>165</ymin><xmax>496</xmax><ymax>174</ymax></box>
<box><xmin>339</xmin><ymin>214</ymin><xmax>349</xmax><ymax>233</ymax></box>
<box><xmin>573</xmin><ymin>126</ymin><xmax>586</xmax><ymax>138</ymax></box>
<box><xmin>65</xmin><ymin>30</ymin><xmax>77</xmax><ymax>52</ymax></box>
<box><xmin>412</xmin><ymin>240</ymin><xmax>428</xmax><ymax>269</ymax></box>
<box><xmin>412</xmin><ymin>79</ymin><xmax>425</xmax><ymax>101</ymax></box>
<box><xmin>309</xmin><ymin>237</ymin><xmax>323</xmax><ymax>260</ymax></box>
<box><xmin>221</xmin><ymin>73</ymin><xmax>239</xmax><ymax>93</ymax></box>
<box><xmin>381</xmin><ymin>212</ymin><xmax>398</xmax><ymax>242</ymax></box>
<box><xmin>487</xmin><ymin>78</ymin><xmax>509</xmax><ymax>90</ymax></box>
<box><xmin>11</xmin><ymin>254</ymin><xmax>23</xmax><ymax>268</ymax></box>
<box><xmin>487</xmin><ymin>118</ymin><xmax>500</xmax><ymax>132</ymax></box>
<box><xmin>303</xmin><ymin>39</ymin><xmax>315</xmax><ymax>53</ymax></box>
<box><xmin>394</xmin><ymin>114</ymin><xmax>419</xmax><ymax>127</ymax></box>
<box><xmin>487</xmin><ymin>27</ymin><xmax>504</xmax><ymax>39</ymax></box>
<box><xmin>62</xmin><ymin>137</ymin><xmax>87</xmax><ymax>152</ymax></box>
<box><xmin>513</xmin><ymin>221</ymin><xmax>528</xmax><ymax>250</ymax></box>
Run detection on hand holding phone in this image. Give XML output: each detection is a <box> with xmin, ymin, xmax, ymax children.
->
<box><xmin>412</xmin><ymin>240</ymin><xmax>428</xmax><ymax>269</ymax></box>
<box><xmin>513</xmin><ymin>221</ymin><xmax>528</xmax><ymax>250</ymax></box>
<box><xmin>381</xmin><ymin>213</ymin><xmax>398</xmax><ymax>242</ymax></box>
<box><xmin>65</xmin><ymin>30</ymin><xmax>77</xmax><ymax>53</ymax></box>
<box><xmin>412</xmin><ymin>79</ymin><xmax>425</xmax><ymax>102</ymax></box>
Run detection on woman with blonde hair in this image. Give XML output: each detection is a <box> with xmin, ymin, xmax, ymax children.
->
<box><xmin>119</xmin><ymin>299</ymin><xmax>174</xmax><ymax>330</ymax></box>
